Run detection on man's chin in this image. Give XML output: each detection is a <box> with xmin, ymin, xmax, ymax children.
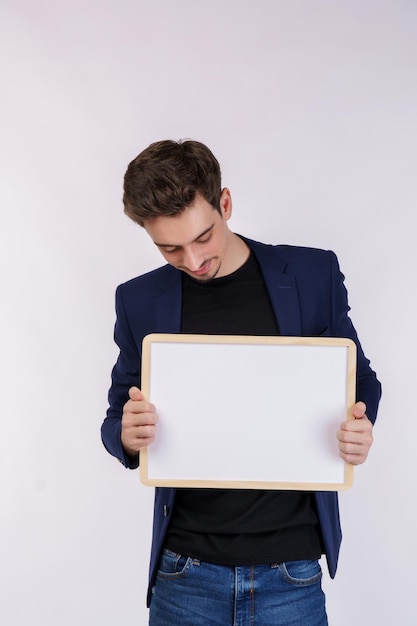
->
<box><xmin>187</xmin><ymin>271</ymin><xmax>216</xmax><ymax>282</ymax></box>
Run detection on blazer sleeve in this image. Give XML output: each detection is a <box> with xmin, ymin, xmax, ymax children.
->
<box><xmin>101</xmin><ymin>285</ymin><xmax>142</xmax><ymax>469</ymax></box>
<box><xmin>328</xmin><ymin>250</ymin><xmax>381</xmax><ymax>423</ymax></box>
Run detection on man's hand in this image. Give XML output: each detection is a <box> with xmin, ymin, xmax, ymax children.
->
<box><xmin>121</xmin><ymin>386</ymin><xmax>158</xmax><ymax>455</ymax></box>
<box><xmin>336</xmin><ymin>401</ymin><xmax>374</xmax><ymax>465</ymax></box>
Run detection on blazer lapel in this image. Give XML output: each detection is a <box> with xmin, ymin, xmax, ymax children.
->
<box><xmin>245</xmin><ymin>238</ymin><xmax>302</xmax><ymax>336</ymax></box>
<box><xmin>154</xmin><ymin>267</ymin><xmax>182</xmax><ymax>333</ymax></box>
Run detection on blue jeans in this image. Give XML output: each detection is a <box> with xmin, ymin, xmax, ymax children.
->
<box><xmin>149</xmin><ymin>549</ymin><xmax>328</xmax><ymax>625</ymax></box>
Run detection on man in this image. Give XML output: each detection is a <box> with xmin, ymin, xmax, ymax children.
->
<box><xmin>101</xmin><ymin>139</ymin><xmax>381</xmax><ymax>625</ymax></box>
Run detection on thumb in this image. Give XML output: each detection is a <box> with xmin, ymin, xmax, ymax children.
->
<box><xmin>352</xmin><ymin>401</ymin><xmax>366</xmax><ymax>419</ymax></box>
<box><xmin>128</xmin><ymin>386</ymin><xmax>144</xmax><ymax>401</ymax></box>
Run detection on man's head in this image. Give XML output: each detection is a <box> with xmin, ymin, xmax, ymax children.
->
<box><xmin>123</xmin><ymin>139</ymin><xmax>249</xmax><ymax>281</ymax></box>
<box><xmin>123</xmin><ymin>139</ymin><xmax>222</xmax><ymax>226</ymax></box>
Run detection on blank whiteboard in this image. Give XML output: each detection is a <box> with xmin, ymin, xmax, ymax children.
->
<box><xmin>140</xmin><ymin>334</ymin><xmax>357</xmax><ymax>491</ymax></box>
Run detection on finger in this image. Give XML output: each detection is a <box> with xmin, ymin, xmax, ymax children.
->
<box><xmin>123</xmin><ymin>407</ymin><xmax>158</xmax><ymax>429</ymax></box>
<box><xmin>338</xmin><ymin>435</ymin><xmax>371</xmax><ymax>463</ymax></box>
<box><xmin>125</xmin><ymin>388</ymin><xmax>156</xmax><ymax>416</ymax></box>
<box><xmin>337</xmin><ymin>429</ymin><xmax>358</xmax><ymax>444</ymax></box>
<box><xmin>129</xmin><ymin>386</ymin><xmax>144</xmax><ymax>401</ymax></box>
<box><xmin>337</xmin><ymin>425</ymin><xmax>373</xmax><ymax>449</ymax></box>
<box><xmin>339</xmin><ymin>419</ymin><xmax>371</xmax><ymax>434</ymax></box>
<box><xmin>339</xmin><ymin>449</ymin><xmax>368</xmax><ymax>465</ymax></box>
<box><xmin>121</xmin><ymin>424</ymin><xmax>157</xmax><ymax>453</ymax></box>
<box><xmin>138</xmin><ymin>423</ymin><xmax>158</xmax><ymax>438</ymax></box>
<box><xmin>352</xmin><ymin>401</ymin><xmax>367</xmax><ymax>419</ymax></box>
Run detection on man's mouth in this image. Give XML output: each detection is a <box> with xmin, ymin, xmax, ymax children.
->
<box><xmin>192</xmin><ymin>261</ymin><xmax>212</xmax><ymax>276</ymax></box>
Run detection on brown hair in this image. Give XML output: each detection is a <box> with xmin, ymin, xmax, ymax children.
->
<box><xmin>123</xmin><ymin>139</ymin><xmax>222</xmax><ymax>225</ymax></box>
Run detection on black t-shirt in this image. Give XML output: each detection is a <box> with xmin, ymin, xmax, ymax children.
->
<box><xmin>164</xmin><ymin>251</ymin><xmax>322</xmax><ymax>565</ymax></box>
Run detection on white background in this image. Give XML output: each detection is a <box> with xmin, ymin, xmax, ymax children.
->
<box><xmin>1</xmin><ymin>1</ymin><xmax>416</xmax><ymax>624</ymax></box>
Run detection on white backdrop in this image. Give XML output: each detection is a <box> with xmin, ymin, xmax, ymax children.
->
<box><xmin>1</xmin><ymin>1</ymin><xmax>416</xmax><ymax>624</ymax></box>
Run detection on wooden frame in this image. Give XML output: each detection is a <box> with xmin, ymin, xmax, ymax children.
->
<box><xmin>139</xmin><ymin>334</ymin><xmax>357</xmax><ymax>491</ymax></box>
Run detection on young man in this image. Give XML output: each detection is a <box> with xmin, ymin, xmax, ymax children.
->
<box><xmin>101</xmin><ymin>139</ymin><xmax>381</xmax><ymax>625</ymax></box>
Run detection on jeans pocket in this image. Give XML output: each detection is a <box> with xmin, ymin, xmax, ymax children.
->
<box><xmin>156</xmin><ymin>549</ymin><xmax>191</xmax><ymax>579</ymax></box>
<box><xmin>279</xmin><ymin>559</ymin><xmax>322</xmax><ymax>586</ymax></box>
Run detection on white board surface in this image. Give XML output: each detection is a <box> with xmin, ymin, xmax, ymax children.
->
<box><xmin>140</xmin><ymin>334</ymin><xmax>356</xmax><ymax>490</ymax></box>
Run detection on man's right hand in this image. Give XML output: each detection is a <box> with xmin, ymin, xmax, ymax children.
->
<box><xmin>121</xmin><ymin>386</ymin><xmax>158</xmax><ymax>455</ymax></box>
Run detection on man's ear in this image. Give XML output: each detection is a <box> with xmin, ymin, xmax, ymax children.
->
<box><xmin>219</xmin><ymin>187</ymin><xmax>232</xmax><ymax>220</ymax></box>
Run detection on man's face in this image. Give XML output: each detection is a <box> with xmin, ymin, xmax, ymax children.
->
<box><xmin>143</xmin><ymin>189</ymin><xmax>237</xmax><ymax>281</ymax></box>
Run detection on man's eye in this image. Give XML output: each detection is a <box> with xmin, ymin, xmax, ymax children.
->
<box><xmin>198</xmin><ymin>233</ymin><xmax>212</xmax><ymax>244</ymax></box>
<box><xmin>160</xmin><ymin>246</ymin><xmax>179</xmax><ymax>254</ymax></box>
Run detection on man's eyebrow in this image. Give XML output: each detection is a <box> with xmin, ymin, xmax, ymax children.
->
<box><xmin>155</xmin><ymin>224</ymin><xmax>214</xmax><ymax>249</ymax></box>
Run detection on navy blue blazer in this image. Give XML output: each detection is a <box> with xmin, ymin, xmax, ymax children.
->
<box><xmin>101</xmin><ymin>237</ymin><xmax>381</xmax><ymax>606</ymax></box>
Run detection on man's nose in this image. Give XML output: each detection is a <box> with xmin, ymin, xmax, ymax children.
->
<box><xmin>183</xmin><ymin>246</ymin><xmax>201</xmax><ymax>270</ymax></box>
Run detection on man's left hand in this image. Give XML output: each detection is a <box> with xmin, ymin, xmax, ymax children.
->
<box><xmin>336</xmin><ymin>401</ymin><xmax>374</xmax><ymax>465</ymax></box>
